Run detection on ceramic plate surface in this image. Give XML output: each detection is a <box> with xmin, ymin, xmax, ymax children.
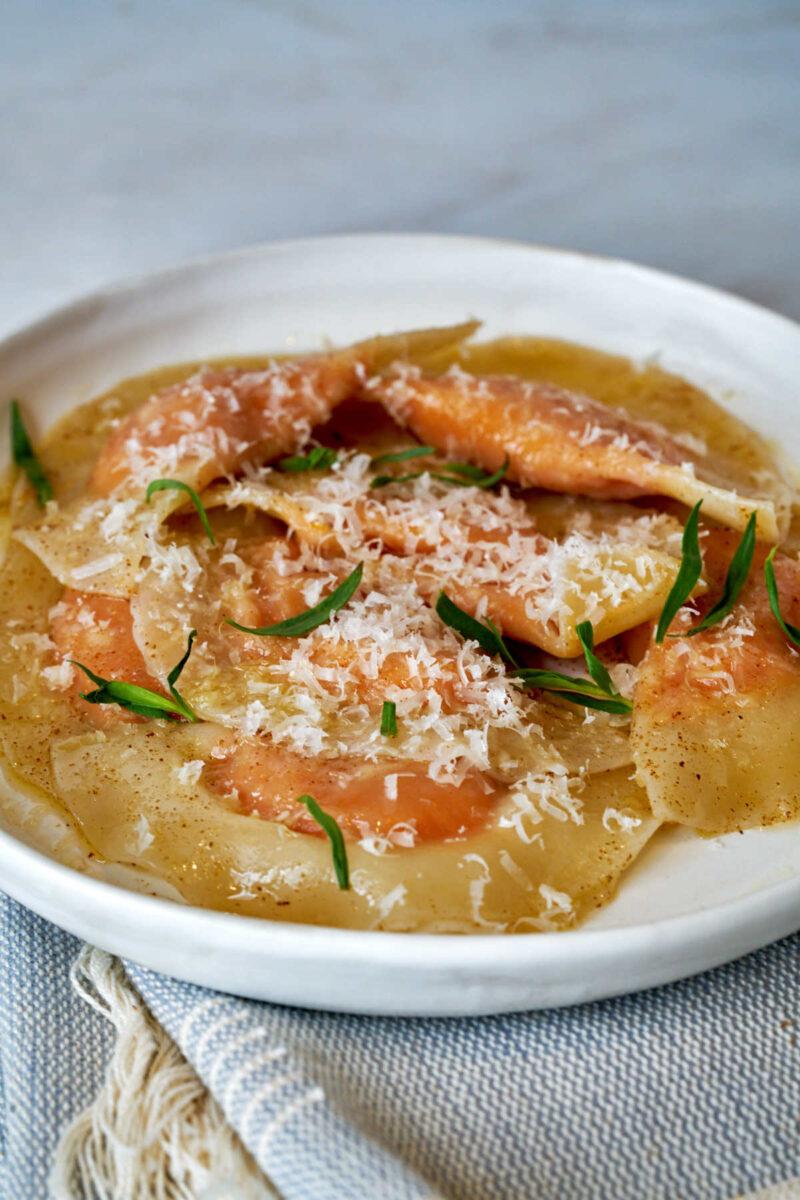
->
<box><xmin>2</xmin><ymin>234</ymin><xmax>800</xmax><ymax>1015</ymax></box>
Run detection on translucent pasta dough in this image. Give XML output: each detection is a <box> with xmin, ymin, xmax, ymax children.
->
<box><xmin>1</xmin><ymin>327</ymin><xmax>797</xmax><ymax>932</ymax></box>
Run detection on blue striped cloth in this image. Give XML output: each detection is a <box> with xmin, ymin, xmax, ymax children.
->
<box><xmin>1</xmin><ymin>892</ymin><xmax>798</xmax><ymax>1200</ymax></box>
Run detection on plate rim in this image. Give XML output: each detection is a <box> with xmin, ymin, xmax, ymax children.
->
<box><xmin>2</xmin><ymin>231</ymin><xmax>799</xmax><ymax>1011</ymax></box>
<box><xmin>2</xmin><ymin>815</ymin><xmax>799</xmax><ymax>968</ymax></box>
<box><xmin>4</xmin><ymin>230</ymin><xmax>800</xmax><ymax>354</ymax></box>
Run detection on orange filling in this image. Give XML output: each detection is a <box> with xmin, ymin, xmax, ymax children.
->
<box><xmin>204</xmin><ymin>741</ymin><xmax>501</xmax><ymax>844</ymax></box>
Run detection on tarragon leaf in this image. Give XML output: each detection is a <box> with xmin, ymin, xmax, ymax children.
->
<box><xmin>655</xmin><ymin>501</ymin><xmax>704</xmax><ymax>643</ymax></box>
<box><xmin>146</xmin><ymin>478</ymin><xmax>216</xmax><ymax>545</ymax></box>
<box><xmin>437</xmin><ymin>458</ymin><xmax>509</xmax><ymax>489</ymax></box>
<box><xmin>685</xmin><ymin>512</ymin><xmax>756</xmax><ymax>636</ymax></box>
<box><xmin>71</xmin><ymin>630</ymin><xmax>199</xmax><ymax>722</ymax></box>
<box><xmin>513</xmin><ymin>620</ymin><xmax>633</xmax><ymax>715</ymax></box>
<box><xmin>226</xmin><ymin>563</ymin><xmax>364</xmax><ymax>637</ymax></box>
<box><xmin>512</xmin><ymin>669</ymin><xmax>633</xmax><ymax>715</ymax></box>
<box><xmin>435</xmin><ymin>590</ymin><xmax>517</xmax><ymax>666</ymax></box>
<box><xmin>10</xmin><ymin>400</ymin><xmax>52</xmax><ymax>506</ymax></box>
<box><xmin>575</xmin><ymin>620</ymin><xmax>620</xmax><ymax>695</ymax></box>
<box><xmin>370</xmin><ymin>446</ymin><xmax>436</xmax><ymax>467</ymax></box>
<box><xmin>278</xmin><ymin>446</ymin><xmax>338</xmax><ymax>472</ymax></box>
<box><xmin>371</xmin><ymin>456</ymin><xmax>509</xmax><ymax>491</ymax></box>
<box><xmin>296</xmin><ymin>794</ymin><xmax>349</xmax><ymax>889</ymax></box>
<box><xmin>380</xmin><ymin>700</ymin><xmax>398</xmax><ymax>737</ymax></box>
<box><xmin>765</xmin><ymin>547</ymin><xmax>800</xmax><ymax>648</ymax></box>
<box><xmin>370</xmin><ymin>471</ymin><xmax>429</xmax><ymax>489</ymax></box>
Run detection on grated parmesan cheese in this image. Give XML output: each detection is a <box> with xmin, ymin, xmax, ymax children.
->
<box><xmin>41</xmin><ymin>660</ymin><xmax>75</xmax><ymax>691</ymax></box>
<box><xmin>174</xmin><ymin>759</ymin><xmax>205</xmax><ymax>786</ymax></box>
<box><xmin>71</xmin><ymin>552</ymin><xmax>125</xmax><ymax>580</ymax></box>
<box><xmin>601</xmin><ymin>807</ymin><xmax>643</xmax><ymax>835</ymax></box>
<box><xmin>539</xmin><ymin>884</ymin><xmax>573</xmax><ymax>916</ymax></box>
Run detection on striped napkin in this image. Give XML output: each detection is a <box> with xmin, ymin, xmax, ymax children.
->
<box><xmin>1</xmin><ymin>892</ymin><xmax>798</xmax><ymax>1200</ymax></box>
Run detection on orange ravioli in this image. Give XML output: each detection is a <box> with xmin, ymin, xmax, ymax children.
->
<box><xmin>370</xmin><ymin>364</ymin><xmax>780</xmax><ymax>539</ymax></box>
<box><xmin>50</xmin><ymin>590</ymin><xmax>163</xmax><ymax>728</ymax></box>
<box><xmin>199</xmin><ymin>464</ymin><xmax>683</xmax><ymax>658</ymax></box>
<box><xmin>204</xmin><ymin>739</ymin><xmax>502</xmax><ymax>845</ymax></box>
<box><xmin>631</xmin><ymin>531</ymin><xmax>800</xmax><ymax>832</ymax></box>
<box><xmin>2</xmin><ymin>323</ymin><xmax>797</xmax><ymax>934</ymax></box>
<box><xmin>91</xmin><ymin>323</ymin><xmax>479</xmax><ymax>497</ymax></box>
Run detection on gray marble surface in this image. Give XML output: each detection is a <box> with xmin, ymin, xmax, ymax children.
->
<box><xmin>2</xmin><ymin>0</ymin><xmax>798</xmax><ymax>338</ymax></box>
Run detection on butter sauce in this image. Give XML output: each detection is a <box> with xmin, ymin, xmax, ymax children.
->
<box><xmin>0</xmin><ymin>336</ymin><xmax>792</xmax><ymax>929</ymax></box>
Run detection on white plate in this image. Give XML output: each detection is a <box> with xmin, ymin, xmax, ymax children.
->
<box><xmin>2</xmin><ymin>234</ymin><xmax>800</xmax><ymax>1016</ymax></box>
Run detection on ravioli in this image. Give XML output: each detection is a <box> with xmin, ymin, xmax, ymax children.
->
<box><xmin>198</xmin><ymin>469</ymin><xmax>683</xmax><ymax>658</ymax></box>
<box><xmin>14</xmin><ymin>321</ymin><xmax>479</xmax><ymax>594</ymax></box>
<box><xmin>631</xmin><ymin>532</ymin><xmax>800</xmax><ymax>833</ymax></box>
<box><xmin>13</xmin><ymin>490</ymin><xmax>183</xmax><ymax>596</ymax></box>
<box><xmin>1</xmin><ymin>325</ymin><xmax>798</xmax><ymax>935</ymax></box>
<box><xmin>371</xmin><ymin>365</ymin><xmax>785</xmax><ymax>540</ymax></box>
<box><xmin>50</xmin><ymin>725</ymin><xmax>658</xmax><ymax>932</ymax></box>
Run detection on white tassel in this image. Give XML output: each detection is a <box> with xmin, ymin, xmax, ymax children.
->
<box><xmin>50</xmin><ymin>947</ymin><xmax>278</xmax><ymax>1200</ymax></box>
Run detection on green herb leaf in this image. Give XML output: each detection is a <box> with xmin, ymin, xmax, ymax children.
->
<box><xmin>443</xmin><ymin>462</ymin><xmax>488</xmax><ymax>481</ymax></box>
<box><xmin>370</xmin><ymin>456</ymin><xmax>509</xmax><ymax>491</ymax></box>
<box><xmin>380</xmin><ymin>700</ymin><xmax>398</xmax><ymax>737</ymax></box>
<box><xmin>167</xmin><ymin>629</ymin><xmax>197</xmax><ymax>708</ymax></box>
<box><xmin>765</xmin><ymin>547</ymin><xmax>800</xmax><ymax>648</ymax></box>
<box><xmin>684</xmin><ymin>512</ymin><xmax>756</xmax><ymax>637</ymax></box>
<box><xmin>296</xmin><ymin>794</ymin><xmax>349</xmax><ymax>889</ymax></box>
<box><xmin>439</xmin><ymin>457</ymin><xmax>510</xmax><ymax>488</ymax></box>
<box><xmin>655</xmin><ymin>500</ymin><xmax>704</xmax><ymax>643</ymax></box>
<box><xmin>146</xmin><ymin>478</ymin><xmax>216</xmax><ymax>545</ymax></box>
<box><xmin>226</xmin><ymin>562</ymin><xmax>364</xmax><ymax>637</ymax></box>
<box><xmin>513</xmin><ymin>620</ymin><xmax>633</xmax><ymax>715</ymax></box>
<box><xmin>575</xmin><ymin>620</ymin><xmax>619</xmax><ymax>695</ymax></box>
<box><xmin>438</xmin><ymin>595</ymin><xmax>631</xmax><ymax>715</ymax></box>
<box><xmin>278</xmin><ymin>446</ymin><xmax>338</xmax><ymax>472</ymax></box>
<box><xmin>370</xmin><ymin>471</ymin><xmax>429</xmax><ymax>489</ymax></box>
<box><xmin>10</xmin><ymin>400</ymin><xmax>52</xmax><ymax>506</ymax></box>
<box><xmin>435</xmin><ymin>590</ymin><xmax>517</xmax><ymax>666</ymax></box>
<box><xmin>512</xmin><ymin>669</ymin><xmax>633</xmax><ymax>715</ymax></box>
<box><xmin>71</xmin><ymin>630</ymin><xmax>199</xmax><ymax>722</ymax></box>
<box><xmin>370</xmin><ymin>445</ymin><xmax>436</xmax><ymax>467</ymax></box>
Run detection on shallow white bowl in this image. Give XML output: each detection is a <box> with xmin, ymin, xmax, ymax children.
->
<box><xmin>2</xmin><ymin>234</ymin><xmax>800</xmax><ymax>1015</ymax></box>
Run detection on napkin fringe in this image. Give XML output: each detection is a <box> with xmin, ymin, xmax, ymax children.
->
<box><xmin>49</xmin><ymin>946</ymin><xmax>277</xmax><ymax>1200</ymax></box>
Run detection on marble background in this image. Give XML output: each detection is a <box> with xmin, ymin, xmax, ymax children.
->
<box><xmin>2</xmin><ymin>0</ymin><xmax>798</xmax><ymax>337</ymax></box>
